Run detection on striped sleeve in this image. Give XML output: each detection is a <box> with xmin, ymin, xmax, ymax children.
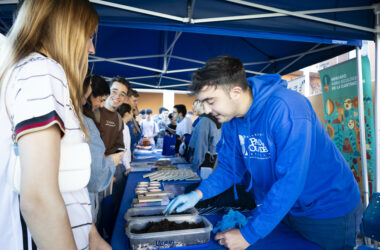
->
<box><xmin>11</xmin><ymin>58</ymin><xmax>68</xmax><ymax>141</ymax></box>
<box><xmin>14</xmin><ymin>110</ymin><xmax>65</xmax><ymax>141</ymax></box>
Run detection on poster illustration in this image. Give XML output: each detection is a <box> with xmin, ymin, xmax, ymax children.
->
<box><xmin>287</xmin><ymin>75</ymin><xmax>305</xmax><ymax>95</ymax></box>
<box><xmin>319</xmin><ymin>56</ymin><xmax>374</xmax><ymax>196</ymax></box>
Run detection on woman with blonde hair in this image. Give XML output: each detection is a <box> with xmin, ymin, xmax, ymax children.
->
<box><xmin>0</xmin><ymin>0</ymin><xmax>100</xmax><ymax>249</ymax></box>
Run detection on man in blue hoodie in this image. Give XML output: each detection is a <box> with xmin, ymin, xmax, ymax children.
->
<box><xmin>164</xmin><ymin>56</ymin><xmax>362</xmax><ymax>249</ymax></box>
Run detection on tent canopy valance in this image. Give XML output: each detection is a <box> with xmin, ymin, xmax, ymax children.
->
<box><xmin>0</xmin><ymin>0</ymin><xmax>378</xmax><ymax>90</ymax></box>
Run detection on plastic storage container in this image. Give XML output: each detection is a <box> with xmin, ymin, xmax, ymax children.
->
<box><xmin>124</xmin><ymin>206</ymin><xmax>198</xmax><ymax>223</ymax></box>
<box><xmin>126</xmin><ymin>215</ymin><xmax>212</xmax><ymax>249</ymax></box>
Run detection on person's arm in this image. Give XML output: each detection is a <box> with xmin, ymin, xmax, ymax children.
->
<box><xmin>190</xmin><ymin>119</ymin><xmax>209</xmax><ymax>169</ymax></box>
<box><xmin>19</xmin><ymin>126</ymin><xmax>76</xmax><ymax>250</ymax></box>
<box><xmin>89</xmin><ymin>223</ymin><xmax>111</xmax><ymax>250</ymax></box>
<box><xmin>165</xmin><ymin>124</ymin><xmax>176</xmax><ymax>134</ymax></box>
<box><xmin>122</xmin><ymin>126</ymin><xmax>132</xmax><ymax>168</ymax></box>
<box><xmin>152</xmin><ymin>122</ymin><xmax>159</xmax><ymax>138</ymax></box>
<box><xmin>109</xmin><ymin>121</ymin><xmax>125</xmax><ymax>154</ymax></box>
<box><xmin>186</xmin><ymin>117</ymin><xmax>193</xmax><ymax>134</ymax></box>
<box><xmin>208</xmin><ymin>121</ymin><xmax>221</xmax><ymax>154</ymax></box>
<box><xmin>239</xmin><ymin>103</ymin><xmax>313</xmax><ymax>246</ymax></box>
<box><xmin>84</xmin><ymin>117</ymin><xmax>117</xmax><ymax>193</ymax></box>
<box><xmin>196</xmin><ymin>123</ymin><xmax>247</xmax><ymax>200</ymax></box>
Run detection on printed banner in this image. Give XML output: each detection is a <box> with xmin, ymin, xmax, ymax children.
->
<box><xmin>319</xmin><ymin>56</ymin><xmax>374</xmax><ymax>196</ymax></box>
<box><xmin>287</xmin><ymin>75</ymin><xmax>306</xmax><ymax>95</ymax></box>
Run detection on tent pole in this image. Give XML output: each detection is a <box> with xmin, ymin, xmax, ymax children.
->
<box><xmin>226</xmin><ymin>0</ymin><xmax>375</xmax><ymax>33</ymax></box>
<box><xmin>0</xmin><ymin>0</ymin><xmax>17</xmax><ymax>4</ymax></box>
<box><xmin>356</xmin><ymin>47</ymin><xmax>369</xmax><ymax>207</ymax></box>
<box><xmin>161</xmin><ymin>76</ymin><xmax>191</xmax><ymax>83</ymax></box>
<box><xmin>193</xmin><ymin>6</ymin><xmax>373</xmax><ymax>24</ymax></box>
<box><xmin>89</xmin><ymin>0</ymin><xmax>185</xmax><ymax>22</ymax></box>
<box><xmin>277</xmin><ymin>44</ymin><xmax>320</xmax><ymax>74</ymax></box>
<box><xmin>163</xmin><ymin>31</ymin><xmax>168</xmax><ymax>72</ymax></box>
<box><xmin>89</xmin><ymin>55</ymin><xmax>163</xmax><ymax>73</ymax></box>
<box><xmin>88</xmin><ymin>55</ymin><xmax>164</xmax><ymax>63</ymax></box>
<box><xmin>375</xmin><ymin>8</ymin><xmax>380</xmax><ymax>193</ymax></box>
<box><xmin>245</xmin><ymin>45</ymin><xmax>339</xmax><ymax>66</ymax></box>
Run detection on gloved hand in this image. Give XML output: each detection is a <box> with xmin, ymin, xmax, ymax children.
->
<box><xmin>163</xmin><ymin>191</ymin><xmax>201</xmax><ymax>215</ymax></box>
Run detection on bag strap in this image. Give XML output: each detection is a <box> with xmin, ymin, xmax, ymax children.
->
<box><xmin>117</xmin><ymin>112</ymin><xmax>123</xmax><ymax>131</ymax></box>
<box><xmin>93</xmin><ymin>108</ymin><xmax>101</xmax><ymax>124</ymax></box>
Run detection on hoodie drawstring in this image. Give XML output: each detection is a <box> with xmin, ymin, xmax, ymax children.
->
<box><xmin>233</xmin><ymin>123</ymin><xmax>238</xmax><ymax>200</ymax></box>
<box><xmin>246</xmin><ymin>119</ymin><xmax>254</xmax><ymax>192</ymax></box>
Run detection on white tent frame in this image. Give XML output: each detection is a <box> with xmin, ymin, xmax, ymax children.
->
<box><xmin>1</xmin><ymin>0</ymin><xmax>378</xmax><ymax>201</ymax></box>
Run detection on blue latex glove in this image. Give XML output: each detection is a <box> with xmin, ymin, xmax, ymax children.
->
<box><xmin>163</xmin><ymin>191</ymin><xmax>201</xmax><ymax>214</ymax></box>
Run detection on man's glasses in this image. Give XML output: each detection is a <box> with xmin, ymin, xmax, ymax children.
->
<box><xmin>111</xmin><ymin>89</ymin><xmax>127</xmax><ymax>98</ymax></box>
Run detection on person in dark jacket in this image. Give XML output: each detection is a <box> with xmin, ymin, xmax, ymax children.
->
<box><xmin>165</xmin><ymin>56</ymin><xmax>361</xmax><ymax>250</ymax></box>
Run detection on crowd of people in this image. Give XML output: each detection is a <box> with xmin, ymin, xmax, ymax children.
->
<box><xmin>0</xmin><ymin>2</ymin><xmax>220</xmax><ymax>249</ymax></box>
<box><xmin>0</xmin><ymin>1</ymin><xmax>363</xmax><ymax>250</ymax></box>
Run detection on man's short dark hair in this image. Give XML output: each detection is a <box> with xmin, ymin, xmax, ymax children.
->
<box><xmin>111</xmin><ymin>76</ymin><xmax>131</xmax><ymax>90</ymax></box>
<box><xmin>118</xmin><ymin>103</ymin><xmax>132</xmax><ymax>118</ymax></box>
<box><xmin>174</xmin><ymin>104</ymin><xmax>187</xmax><ymax>117</ymax></box>
<box><xmin>128</xmin><ymin>89</ymin><xmax>139</xmax><ymax>98</ymax></box>
<box><xmin>91</xmin><ymin>75</ymin><xmax>110</xmax><ymax>97</ymax></box>
<box><xmin>139</xmin><ymin>109</ymin><xmax>146</xmax><ymax>115</ymax></box>
<box><xmin>146</xmin><ymin>108</ymin><xmax>152</xmax><ymax>115</ymax></box>
<box><xmin>190</xmin><ymin>55</ymin><xmax>248</xmax><ymax>94</ymax></box>
<box><xmin>159</xmin><ymin>107</ymin><xmax>168</xmax><ymax>114</ymax></box>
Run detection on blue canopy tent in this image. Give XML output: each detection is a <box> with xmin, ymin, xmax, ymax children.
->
<box><xmin>90</xmin><ymin>0</ymin><xmax>380</xmax><ymax>205</ymax></box>
<box><xmin>0</xmin><ymin>0</ymin><xmax>379</xmax><ymax>203</ymax></box>
<box><xmin>87</xmin><ymin>0</ymin><xmax>376</xmax><ymax>90</ymax></box>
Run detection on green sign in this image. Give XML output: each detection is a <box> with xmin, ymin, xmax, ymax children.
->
<box><xmin>319</xmin><ymin>56</ymin><xmax>374</xmax><ymax>195</ymax></box>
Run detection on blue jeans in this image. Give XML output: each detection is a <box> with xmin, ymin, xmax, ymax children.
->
<box><xmin>283</xmin><ymin>201</ymin><xmax>363</xmax><ymax>250</ymax></box>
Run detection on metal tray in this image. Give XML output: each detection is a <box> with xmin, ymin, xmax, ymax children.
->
<box><xmin>126</xmin><ymin>215</ymin><xmax>212</xmax><ymax>250</ymax></box>
<box><xmin>124</xmin><ymin>206</ymin><xmax>198</xmax><ymax>223</ymax></box>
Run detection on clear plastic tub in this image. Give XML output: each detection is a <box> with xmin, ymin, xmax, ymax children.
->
<box><xmin>126</xmin><ymin>215</ymin><xmax>212</xmax><ymax>250</ymax></box>
<box><xmin>124</xmin><ymin>206</ymin><xmax>198</xmax><ymax>223</ymax></box>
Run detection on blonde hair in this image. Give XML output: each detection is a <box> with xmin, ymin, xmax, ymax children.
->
<box><xmin>0</xmin><ymin>0</ymin><xmax>99</xmax><ymax>137</ymax></box>
<box><xmin>192</xmin><ymin>100</ymin><xmax>204</xmax><ymax>116</ymax></box>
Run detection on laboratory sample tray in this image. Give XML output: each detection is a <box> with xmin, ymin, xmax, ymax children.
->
<box><xmin>124</xmin><ymin>206</ymin><xmax>198</xmax><ymax>223</ymax></box>
<box><xmin>126</xmin><ymin>215</ymin><xmax>212</xmax><ymax>250</ymax></box>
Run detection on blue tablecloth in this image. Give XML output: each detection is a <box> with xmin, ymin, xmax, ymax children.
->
<box><xmin>111</xmin><ymin>156</ymin><xmax>322</xmax><ymax>250</ymax></box>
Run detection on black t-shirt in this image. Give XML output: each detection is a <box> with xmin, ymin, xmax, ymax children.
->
<box><xmin>166</xmin><ymin>124</ymin><xmax>177</xmax><ymax>135</ymax></box>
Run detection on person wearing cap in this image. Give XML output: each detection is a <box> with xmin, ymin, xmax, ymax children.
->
<box><xmin>139</xmin><ymin>109</ymin><xmax>146</xmax><ymax>123</ymax></box>
<box><xmin>140</xmin><ymin>108</ymin><xmax>159</xmax><ymax>146</ymax></box>
<box><xmin>172</xmin><ymin>104</ymin><xmax>193</xmax><ymax>155</ymax></box>
<box><xmin>154</xmin><ymin>107</ymin><xmax>170</xmax><ymax>147</ymax></box>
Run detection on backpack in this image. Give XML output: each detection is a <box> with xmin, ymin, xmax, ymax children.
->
<box><xmin>162</xmin><ymin>134</ymin><xmax>176</xmax><ymax>156</ymax></box>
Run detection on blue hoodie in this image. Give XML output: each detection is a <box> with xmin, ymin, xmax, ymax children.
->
<box><xmin>197</xmin><ymin>74</ymin><xmax>361</xmax><ymax>245</ymax></box>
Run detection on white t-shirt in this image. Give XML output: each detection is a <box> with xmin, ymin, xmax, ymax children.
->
<box><xmin>140</xmin><ymin>119</ymin><xmax>158</xmax><ymax>145</ymax></box>
<box><xmin>0</xmin><ymin>53</ymin><xmax>91</xmax><ymax>250</ymax></box>
<box><xmin>122</xmin><ymin>124</ymin><xmax>131</xmax><ymax>169</ymax></box>
<box><xmin>176</xmin><ymin>116</ymin><xmax>193</xmax><ymax>137</ymax></box>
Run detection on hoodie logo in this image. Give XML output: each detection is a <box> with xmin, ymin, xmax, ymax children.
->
<box><xmin>239</xmin><ymin>134</ymin><xmax>270</xmax><ymax>159</ymax></box>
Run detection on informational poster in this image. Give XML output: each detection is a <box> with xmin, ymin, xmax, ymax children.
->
<box><xmin>309</xmin><ymin>76</ymin><xmax>322</xmax><ymax>96</ymax></box>
<box><xmin>319</xmin><ymin>56</ymin><xmax>374</xmax><ymax>195</ymax></box>
<box><xmin>287</xmin><ymin>75</ymin><xmax>305</xmax><ymax>95</ymax></box>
